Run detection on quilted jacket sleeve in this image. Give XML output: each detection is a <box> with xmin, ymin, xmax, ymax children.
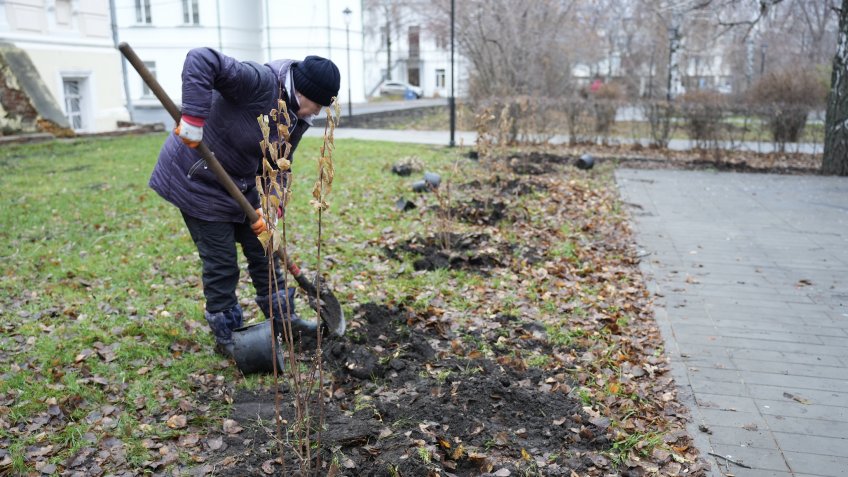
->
<box><xmin>180</xmin><ymin>48</ymin><xmax>265</xmax><ymax>119</ymax></box>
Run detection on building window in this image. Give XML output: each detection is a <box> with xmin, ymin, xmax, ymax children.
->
<box><xmin>408</xmin><ymin>67</ymin><xmax>420</xmax><ymax>87</ymax></box>
<box><xmin>182</xmin><ymin>0</ymin><xmax>199</xmax><ymax>25</ymax></box>
<box><xmin>141</xmin><ymin>61</ymin><xmax>156</xmax><ymax>97</ymax></box>
<box><xmin>135</xmin><ymin>0</ymin><xmax>152</xmax><ymax>24</ymax></box>
<box><xmin>55</xmin><ymin>0</ymin><xmax>72</xmax><ymax>28</ymax></box>
<box><xmin>408</xmin><ymin>26</ymin><xmax>420</xmax><ymax>59</ymax></box>
<box><xmin>380</xmin><ymin>25</ymin><xmax>388</xmax><ymax>49</ymax></box>
<box><xmin>63</xmin><ymin>79</ymin><xmax>84</xmax><ymax>130</ymax></box>
<box><xmin>436</xmin><ymin>69</ymin><xmax>446</xmax><ymax>88</ymax></box>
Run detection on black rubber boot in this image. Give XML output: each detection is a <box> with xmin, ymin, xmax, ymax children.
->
<box><xmin>256</xmin><ymin>288</ymin><xmax>317</xmax><ymax>339</ymax></box>
<box><xmin>204</xmin><ymin>304</ymin><xmax>244</xmax><ymax>358</ymax></box>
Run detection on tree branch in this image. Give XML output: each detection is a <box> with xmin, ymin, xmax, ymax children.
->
<box><xmin>708</xmin><ymin>452</ymin><xmax>753</xmax><ymax>469</ymax></box>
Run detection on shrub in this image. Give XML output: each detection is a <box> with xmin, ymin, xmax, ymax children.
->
<box><xmin>563</xmin><ymin>96</ymin><xmax>593</xmax><ymax>145</ymax></box>
<box><xmin>591</xmin><ymin>83</ymin><xmax>623</xmax><ymax>141</ymax></box>
<box><xmin>472</xmin><ymin>97</ymin><xmax>562</xmax><ymax>155</ymax></box>
<box><xmin>678</xmin><ymin>90</ymin><xmax>728</xmax><ymax>149</ymax></box>
<box><xmin>641</xmin><ymin>100</ymin><xmax>676</xmax><ymax>149</ymax></box>
<box><xmin>750</xmin><ymin>68</ymin><xmax>828</xmax><ymax>149</ymax></box>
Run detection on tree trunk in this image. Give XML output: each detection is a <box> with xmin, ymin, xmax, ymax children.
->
<box><xmin>822</xmin><ymin>0</ymin><xmax>848</xmax><ymax>176</ymax></box>
<box><xmin>386</xmin><ymin>20</ymin><xmax>392</xmax><ymax>81</ymax></box>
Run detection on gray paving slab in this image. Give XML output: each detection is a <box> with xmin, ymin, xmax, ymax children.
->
<box><xmin>746</xmin><ymin>384</ymin><xmax>846</xmax><ymax>404</ymax></box>
<box><xmin>764</xmin><ymin>415</ymin><xmax>848</xmax><ymax>439</ymax></box>
<box><xmin>616</xmin><ymin>169</ymin><xmax>848</xmax><ymax>477</ymax></box>
<box><xmin>306</xmin><ymin>127</ymin><xmax>824</xmax><ymax>154</ymax></box>
<box><xmin>782</xmin><ymin>451</ymin><xmax>848</xmax><ymax>477</ymax></box>
<box><xmin>706</xmin><ymin>424</ymin><xmax>785</xmax><ymax>448</ymax></box>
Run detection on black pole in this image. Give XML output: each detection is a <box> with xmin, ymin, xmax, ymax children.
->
<box><xmin>346</xmin><ymin>22</ymin><xmax>353</xmax><ymax>118</ymax></box>
<box><xmin>449</xmin><ymin>0</ymin><xmax>456</xmax><ymax>147</ymax></box>
<box><xmin>760</xmin><ymin>43</ymin><xmax>767</xmax><ymax>76</ymax></box>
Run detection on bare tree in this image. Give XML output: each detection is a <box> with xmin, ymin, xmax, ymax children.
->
<box><xmin>731</xmin><ymin>0</ymin><xmax>843</xmax><ymax>175</ymax></box>
<box><xmin>823</xmin><ymin>0</ymin><xmax>848</xmax><ymax>175</ymax></box>
<box><xmin>782</xmin><ymin>0</ymin><xmax>838</xmax><ymax>64</ymax></box>
<box><xmin>429</xmin><ymin>0</ymin><xmax>578</xmax><ymax>99</ymax></box>
<box><xmin>363</xmin><ymin>0</ymin><xmax>422</xmax><ymax>83</ymax></box>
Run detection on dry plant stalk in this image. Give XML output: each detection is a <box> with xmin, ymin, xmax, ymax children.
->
<box><xmin>475</xmin><ymin>101</ymin><xmax>514</xmax><ymax>159</ymax></box>
<box><xmin>496</xmin><ymin>102</ymin><xmax>513</xmax><ymax>151</ymax></box>
<box><xmin>309</xmin><ymin>96</ymin><xmax>341</xmax><ymax>472</ymax></box>
<box><xmin>433</xmin><ymin>178</ymin><xmax>453</xmax><ymax>253</ymax></box>
<box><xmin>255</xmin><ymin>92</ymin><xmax>341</xmax><ymax>475</ymax></box>
<box><xmin>474</xmin><ymin>106</ymin><xmax>496</xmax><ymax>159</ymax></box>
<box><xmin>431</xmin><ymin>160</ymin><xmax>462</xmax><ymax>253</ymax></box>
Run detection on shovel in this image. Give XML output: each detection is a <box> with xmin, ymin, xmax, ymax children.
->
<box><xmin>119</xmin><ymin>42</ymin><xmax>345</xmax><ymax>337</ymax></box>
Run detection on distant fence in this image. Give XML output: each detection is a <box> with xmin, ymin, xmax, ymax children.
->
<box><xmin>313</xmin><ymin>105</ymin><xmax>445</xmax><ymax>129</ymax></box>
<box><xmin>471</xmin><ymin>96</ymin><xmax>825</xmax><ymax>156</ymax></box>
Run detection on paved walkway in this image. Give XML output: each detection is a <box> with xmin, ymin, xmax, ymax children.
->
<box><xmin>306</xmin><ymin>127</ymin><xmax>823</xmax><ymax>154</ymax></box>
<box><xmin>616</xmin><ymin>170</ymin><xmax>848</xmax><ymax>477</ymax></box>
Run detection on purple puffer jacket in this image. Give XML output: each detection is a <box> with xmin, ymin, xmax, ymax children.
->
<box><xmin>149</xmin><ymin>48</ymin><xmax>309</xmax><ymax>223</ymax></box>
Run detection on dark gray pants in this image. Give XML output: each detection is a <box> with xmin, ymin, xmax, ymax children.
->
<box><xmin>181</xmin><ymin>211</ymin><xmax>284</xmax><ymax>313</ymax></box>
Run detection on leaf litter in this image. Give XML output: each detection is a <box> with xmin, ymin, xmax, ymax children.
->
<box><xmin>1</xmin><ymin>143</ymin><xmax>714</xmax><ymax>476</ymax></box>
<box><xmin>192</xmin><ymin>148</ymin><xmax>711</xmax><ymax>476</ymax></box>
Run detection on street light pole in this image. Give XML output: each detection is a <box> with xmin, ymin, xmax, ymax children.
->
<box><xmin>449</xmin><ymin>0</ymin><xmax>455</xmax><ymax>147</ymax></box>
<box><xmin>760</xmin><ymin>42</ymin><xmax>767</xmax><ymax>76</ymax></box>
<box><xmin>343</xmin><ymin>7</ymin><xmax>353</xmax><ymax>119</ymax></box>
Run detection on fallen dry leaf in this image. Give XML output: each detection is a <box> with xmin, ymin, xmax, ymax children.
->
<box><xmin>165</xmin><ymin>414</ymin><xmax>187</xmax><ymax>429</ymax></box>
<box><xmin>223</xmin><ymin>419</ymin><xmax>243</xmax><ymax>434</ymax></box>
<box><xmin>783</xmin><ymin>392</ymin><xmax>811</xmax><ymax>405</ymax></box>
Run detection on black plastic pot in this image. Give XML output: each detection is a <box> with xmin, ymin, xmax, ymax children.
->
<box><xmin>412</xmin><ymin>172</ymin><xmax>442</xmax><ymax>193</ymax></box>
<box><xmin>424</xmin><ymin>172</ymin><xmax>441</xmax><ymax>188</ymax></box>
<box><xmin>231</xmin><ymin>320</ymin><xmax>285</xmax><ymax>375</ymax></box>
<box><xmin>576</xmin><ymin>154</ymin><xmax>594</xmax><ymax>170</ymax></box>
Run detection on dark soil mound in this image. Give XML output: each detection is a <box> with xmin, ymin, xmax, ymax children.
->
<box><xmin>210</xmin><ymin>303</ymin><xmax>610</xmax><ymax>476</ymax></box>
<box><xmin>461</xmin><ymin>176</ymin><xmax>547</xmax><ymax>196</ymax></box>
<box><xmin>385</xmin><ymin>232</ymin><xmax>507</xmax><ymax>271</ymax></box>
<box><xmin>508</xmin><ymin>152</ymin><xmax>573</xmax><ymax>175</ymax></box>
<box><xmin>451</xmin><ymin>198</ymin><xmax>508</xmax><ymax>225</ymax></box>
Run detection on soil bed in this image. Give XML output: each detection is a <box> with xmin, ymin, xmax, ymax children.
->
<box><xmin>450</xmin><ymin>198</ymin><xmax>508</xmax><ymax>225</ymax></box>
<box><xmin>384</xmin><ymin>232</ymin><xmax>507</xmax><ymax>272</ymax></box>
<box><xmin>502</xmin><ymin>148</ymin><xmax>822</xmax><ymax>175</ymax></box>
<box><xmin>189</xmin><ymin>144</ymin><xmax>719</xmax><ymax>476</ymax></box>
<box><xmin>208</xmin><ymin>304</ymin><xmax>609</xmax><ymax>476</ymax></box>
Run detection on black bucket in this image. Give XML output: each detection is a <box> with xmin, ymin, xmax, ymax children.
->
<box><xmin>576</xmin><ymin>154</ymin><xmax>594</xmax><ymax>170</ymax></box>
<box><xmin>231</xmin><ymin>320</ymin><xmax>285</xmax><ymax>375</ymax></box>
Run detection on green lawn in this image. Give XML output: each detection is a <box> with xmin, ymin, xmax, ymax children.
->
<box><xmin>0</xmin><ymin>132</ymin><xmax>692</xmax><ymax>474</ymax></box>
<box><xmin>0</xmin><ymin>133</ymin><xmax>462</xmax><ymax>473</ymax></box>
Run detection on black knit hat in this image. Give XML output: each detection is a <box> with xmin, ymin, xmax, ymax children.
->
<box><xmin>291</xmin><ymin>56</ymin><xmax>341</xmax><ymax>107</ymax></box>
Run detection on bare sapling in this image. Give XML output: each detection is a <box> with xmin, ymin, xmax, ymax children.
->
<box><xmin>431</xmin><ymin>161</ymin><xmax>462</xmax><ymax>253</ymax></box>
<box><xmin>255</xmin><ymin>91</ymin><xmax>341</xmax><ymax>475</ymax></box>
<box><xmin>474</xmin><ymin>105</ymin><xmax>497</xmax><ymax>159</ymax></box>
<box><xmin>308</xmin><ymin>96</ymin><xmax>342</xmax><ymax>472</ymax></box>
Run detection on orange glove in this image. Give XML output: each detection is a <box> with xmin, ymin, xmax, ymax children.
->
<box><xmin>174</xmin><ymin>115</ymin><xmax>204</xmax><ymax>148</ymax></box>
<box><xmin>251</xmin><ymin>208</ymin><xmax>267</xmax><ymax>235</ymax></box>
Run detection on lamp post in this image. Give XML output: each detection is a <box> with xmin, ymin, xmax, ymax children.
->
<box><xmin>760</xmin><ymin>42</ymin><xmax>767</xmax><ymax>76</ymax></box>
<box><xmin>449</xmin><ymin>0</ymin><xmax>455</xmax><ymax>147</ymax></box>
<box><xmin>343</xmin><ymin>7</ymin><xmax>353</xmax><ymax>119</ymax></box>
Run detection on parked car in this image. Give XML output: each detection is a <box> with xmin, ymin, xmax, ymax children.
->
<box><xmin>379</xmin><ymin>80</ymin><xmax>423</xmax><ymax>99</ymax></box>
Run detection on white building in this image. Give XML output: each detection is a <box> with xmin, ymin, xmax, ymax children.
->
<box><xmin>114</xmin><ymin>0</ymin><xmax>367</xmax><ymax>129</ymax></box>
<box><xmin>1</xmin><ymin>0</ymin><xmax>462</xmax><ymax>134</ymax></box>
<box><xmin>361</xmin><ymin>4</ymin><xmax>462</xmax><ymax>99</ymax></box>
<box><xmin>0</xmin><ymin>0</ymin><xmax>130</xmax><ymax>133</ymax></box>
